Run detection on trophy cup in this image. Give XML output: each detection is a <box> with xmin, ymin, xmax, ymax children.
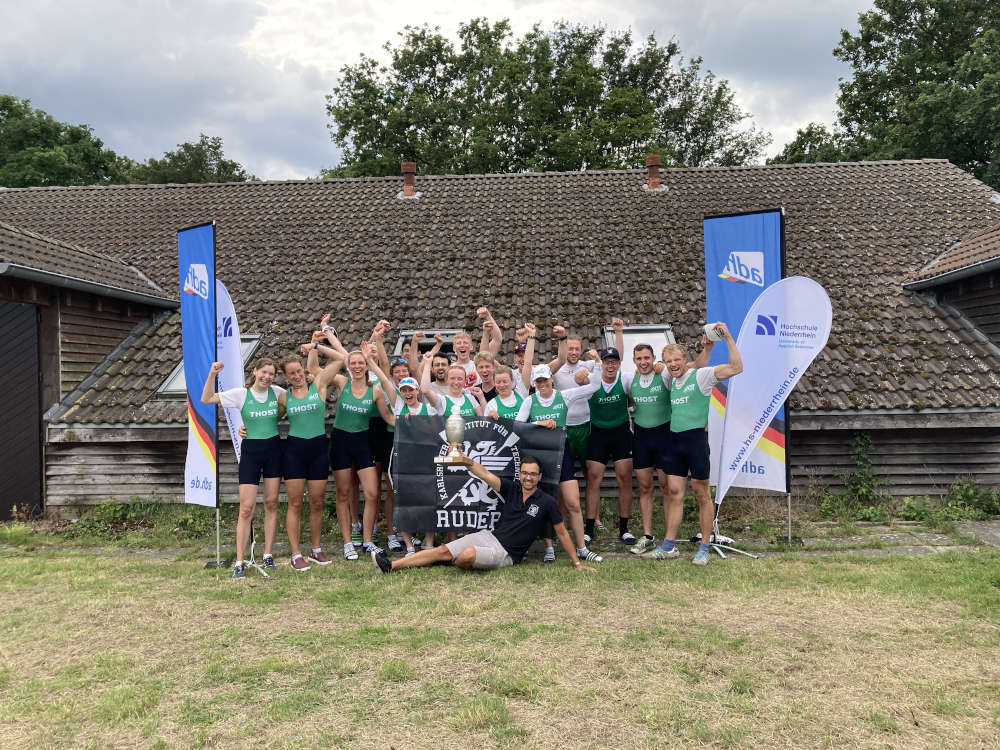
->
<box><xmin>434</xmin><ymin>407</ymin><xmax>470</xmax><ymax>465</ymax></box>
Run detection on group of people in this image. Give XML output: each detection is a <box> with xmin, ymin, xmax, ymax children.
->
<box><xmin>201</xmin><ymin>307</ymin><xmax>743</xmax><ymax>579</ymax></box>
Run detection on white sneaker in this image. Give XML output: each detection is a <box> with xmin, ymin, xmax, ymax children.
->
<box><xmin>343</xmin><ymin>542</ymin><xmax>359</xmax><ymax>561</ymax></box>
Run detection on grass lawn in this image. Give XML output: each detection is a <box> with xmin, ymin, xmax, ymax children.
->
<box><xmin>1</xmin><ymin>544</ymin><xmax>998</xmax><ymax>749</ymax></box>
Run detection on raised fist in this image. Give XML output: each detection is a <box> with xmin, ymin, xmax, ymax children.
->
<box><xmin>476</xmin><ymin>306</ymin><xmax>490</xmax><ymax>319</ymax></box>
<box><xmin>612</xmin><ymin>317</ymin><xmax>624</xmax><ymax>331</ymax></box>
<box><xmin>210</xmin><ymin>361</ymin><xmax>224</xmax><ymax>374</ymax></box>
<box><xmin>412</xmin><ymin>330</ymin><xmax>425</xmax><ymax>343</ymax></box>
<box><xmin>524</xmin><ymin>322</ymin><xmax>536</xmax><ymax>336</ymax></box>
<box><xmin>574</xmin><ymin>369</ymin><xmax>590</xmax><ymax>386</ymax></box>
<box><xmin>552</xmin><ymin>324</ymin><xmax>566</xmax><ymax>338</ymax></box>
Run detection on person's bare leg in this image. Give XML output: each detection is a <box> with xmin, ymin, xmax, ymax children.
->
<box><xmin>359</xmin><ymin>466</ymin><xmax>380</xmax><ymax>545</ymax></box>
<box><xmin>383</xmin><ymin>474</ymin><xmax>395</xmax><ymax>539</ymax></box>
<box><xmin>235</xmin><ymin>484</ymin><xmax>257</xmax><ymax>562</ymax></box>
<box><xmin>285</xmin><ymin>478</ymin><xmax>305</xmax><ymax>558</ymax></box>
<box><xmin>558</xmin><ymin>480</ymin><xmax>586</xmax><ymax>550</ymax></box>
<box><xmin>691</xmin><ymin>478</ymin><xmax>714</xmax><ymax>545</ymax></box>
<box><xmin>585</xmin><ymin>460</ymin><xmax>604</xmax><ymax>522</ymax></box>
<box><xmin>334</xmin><ymin>469</ymin><xmax>353</xmax><ymax>544</ymax></box>
<box><xmin>261</xmin><ymin>477</ymin><xmax>280</xmax><ymax>555</ymax></box>
<box><xmin>390</xmin><ymin>543</ymin><xmax>454</xmax><ymax>570</ymax></box>
<box><xmin>665</xmin><ymin>475</ymin><xmax>687</xmax><ymax>543</ymax></box>
<box><xmin>452</xmin><ymin>546</ymin><xmax>477</xmax><ymax>570</ymax></box>
<box><xmin>349</xmin><ymin>471</ymin><xmax>360</xmax><ymax>526</ymax></box>
<box><xmin>614</xmin><ymin>457</ymin><xmax>633</xmax><ymax>523</ymax></box>
<box><xmin>306</xmin><ymin>479</ymin><xmax>327</xmax><ymax>550</ymax></box>
<box><xmin>635</xmin><ymin>467</ymin><xmax>655</xmax><ymax>537</ymax></box>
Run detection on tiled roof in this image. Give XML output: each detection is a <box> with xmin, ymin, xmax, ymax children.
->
<box><xmin>1</xmin><ymin>159</ymin><xmax>999</xmax><ymax>424</ymax></box>
<box><xmin>0</xmin><ymin>221</ymin><xmax>173</xmax><ymax>306</ymax></box>
<box><xmin>904</xmin><ymin>222</ymin><xmax>1000</xmax><ymax>287</ymax></box>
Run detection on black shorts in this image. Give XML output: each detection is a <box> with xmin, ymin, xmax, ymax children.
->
<box><xmin>559</xmin><ymin>437</ymin><xmax>576</xmax><ymax>483</ymax></box>
<box><xmin>633</xmin><ymin>422</ymin><xmax>670</xmax><ymax>471</ymax></box>
<box><xmin>368</xmin><ymin>418</ymin><xmax>393</xmax><ymax>467</ymax></box>
<box><xmin>238</xmin><ymin>436</ymin><xmax>282</xmax><ymax>485</ymax></box>
<box><xmin>283</xmin><ymin>435</ymin><xmax>329</xmax><ymax>481</ymax></box>
<box><xmin>586</xmin><ymin>422</ymin><xmax>633</xmax><ymax>465</ymax></box>
<box><xmin>662</xmin><ymin>428</ymin><xmax>711</xmax><ymax>480</ymax></box>
<box><xmin>329</xmin><ymin>427</ymin><xmax>375</xmax><ymax>472</ymax></box>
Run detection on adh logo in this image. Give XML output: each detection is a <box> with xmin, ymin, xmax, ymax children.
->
<box><xmin>437</xmin><ymin>420</ymin><xmax>521</xmax><ymax>512</ymax></box>
<box><xmin>183</xmin><ymin>263</ymin><xmax>209</xmax><ymax>299</ymax></box>
<box><xmin>719</xmin><ymin>251</ymin><xmax>765</xmax><ymax>287</ymax></box>
<box><xmin>756</xmin><ymin>314</ymin><xmax>778</xmax><ymax>336</ymax></box>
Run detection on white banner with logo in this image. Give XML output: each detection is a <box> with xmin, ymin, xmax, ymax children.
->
<box><xmin>215</xmin><ymin>280</ymin><xmax>245</xmax><ymax>462</ymax></box>
<box><xmin>714</xmin><ymin>276</ymin><xmax>832</xmax><ymax>506</ymax></box>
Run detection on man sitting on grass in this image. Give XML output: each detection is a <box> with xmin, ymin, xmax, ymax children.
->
<box><xmin>372</xmin><ymin>455</ymin><xmax>595</xmax><ymax>574</ymax></box>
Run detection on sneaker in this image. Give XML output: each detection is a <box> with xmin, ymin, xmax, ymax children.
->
<box><xmin>343</xmin><ymin>543</ymin><xmax>359</xmax><ymax>561</ymax></box>
<box><xmin>232</xmin><ymin>563</ymin><xmax>246</xmax><ymax>579</ymax></box>
<box><xmin>262</xmin><ymin>555</ymin><xmax>277</xmax><ymax>571</ymax></box>
<box><xmin>290</xmin><ymin>555</ymin><xmax>311</xmax><ymax>571</ymax></box>
<box><xmin>644</xmin><ymin>546</ymin><xmax>680</xmax><ymax>560</ymax></box>
<box><xmin>362</xmin><ymin>542</ymin><xmax>383</xmax><ymax>556</ymax></box>
<box><xmin>308</xmin><ymin>549</ymin><xmax>332</xmax><ymax>565</ymax></box>
<box><xmin>579</xmin><ymin>548</ymin><xmax>603</xmax><ymax>563</ymax></box>
<box><xmin>405</xmin><ymin>548</ymin><xmax>416</xmax><ymax>557</ymax></box>
<box><xmin>583</xmin><ymin>533</ymin><xmax>593</xmax><ymax>546</ymax></box>
<box><xmin>351</xmin><ymin>522</ymin><xmax>363</xmax><ymax>548</ymax></box>
<box><xmin>543</xmin><ymin>548</ymin><xmax>556</xmax><ymax>563</ymax></box>
<box><xmin>692</xmin><ymin>548</ymin><xmax>710</xmax><ymax>566</ymax></box>
<box><xmin>630</xmin><ymin>536</ymin><xmax>657</xmax><ymax>555</ymax></box>
<box><xmin>372</xmin><ymin>549</ymin><xmax>392</xmax><ymax>574</ymax></box>
<box><xmin>413</xmin><ymin>538</ymin><xmax>422</xmax><ymax>548</ymax></box>
<box><xmin>620</xmin><ymin>531</ymin><xmax>637</xmax><ymax>546</ymax></box>
<box><xmin>387</xmin><ymin>536</ymin><xmax>403</xmax><ymax>553</ymax></box>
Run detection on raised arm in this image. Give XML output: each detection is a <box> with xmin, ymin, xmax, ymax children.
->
<box><xmin>692</xmin><ymin>336</ymin><xmax>714</xmax><ymax>370</ymax></box>
<box><xmin>373</xmin><ymin>326</ymin><xmax>391</xmax><ymax>375</ymax></box>
<box><xmin>612</xmin><ymin>317</ymin><xmax>625</xmax><ymax>356</ymax></box>
<box><xmin>365</xmin><ymin>345</ymin><xmax>398</xmax><ymax>408</ymax></box>
<box><xmin>420</xmin><ymin>348</ymin><xmax>439</xmax><ymax>405</ymax></box>
<box><xmin>408</xmin><ymin>331</ymin><xmax>425</xmax><ymax>378</ymax></box>
<box><xmin>468</xmin><ymin>386</ymin><xmax>487</xmax><ymax>416</ymax></box>
<box><xmin>548</xmin><ymin>324</ymin><xmax>567</xmax><ymax>373</ymax></box>
<box><xmin>711</xmin><ymin>323</ymin><xmax>743</xmax><ymax>380</ymax></box>
<box><xmin>477</xmin><ymin>306</ymin><xmax>502</xmax><ymax>356</ymax></box>
<box><xmin>466</xmin><ymin>457</ymin><xmax>502</xmax><ymax>493</ymax></box>
<box><xmin>200</xmin><ymin>361</ymin><xmax>225</xmax><ymax>404</ymax></box>
<box><xmin>521</xmin><ymin>322</ymin><xmax>537</xmax><ymax>386</ymax></box>
<box><xmin>319</xmin><ymin>314</ymin><xmax>349</xmax><ymax>358</ymax></box>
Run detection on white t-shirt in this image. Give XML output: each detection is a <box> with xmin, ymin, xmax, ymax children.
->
<box><xmin>456</xmin><ymin>359</ymin><xmax>480</xmax><ymax>388</ymax></box>
<box><xmin>552</xmin><ymin>359</ymin><xmax>599</xmax><ymax>425</ymax></box>
<box><xmin>430</xmin><ymin>381</ymin><xmax>450</xmax><ymax>397</ymax></box>
<box><xmin>217</xmin><ymin>385</ymin><xmax>286</xmax><ymax>409</ymax></box>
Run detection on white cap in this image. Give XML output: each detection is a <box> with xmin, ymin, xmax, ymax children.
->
<box><xmin>398</xmin><ymin>377</ymin><xmax>419</xmax><ymax>390</ymax></box>
<box><xmin>531</xmin><ymin>364</ymin><xmax>552</xmax><ymax>382</ymax></box>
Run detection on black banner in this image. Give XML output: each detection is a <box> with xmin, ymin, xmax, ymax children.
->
<box><xmin>391</xmin><ymin>416</ymin><xmax>565</xmax><ymax>534</ymax></box>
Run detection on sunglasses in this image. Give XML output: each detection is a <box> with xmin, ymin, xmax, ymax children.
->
<box><xmin>390</xmin><ymin>357</ymin><xmax>407</xmax><ymax>367</ymax></box>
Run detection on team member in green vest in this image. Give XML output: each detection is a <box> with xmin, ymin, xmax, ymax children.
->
<box><xmin>627</xmin><ymin>340</ymin><xmax>713</xmax><ymax>555</ymax></box>
<box><xmin>654</xmin><ymin>322</ymin><xmax>742</xmax><ymax>566</ymax></box>
<box><xmin>329</xmin><ymin>343</ymin><xmax>393</xmax><ymax>559</ymax></box>
<box><xmin>515</xmin><ymin>364</ymin><xmax>603</xmax><ymax>563</ymax></box>
<box><xmin>485</xmin><ymin>365</ymin><xmax>528</xmax><ymax>419</ymax></box>
<box><xmin>202</xmin><ymin>357</ymin><xmax>286</xmax><ymax>579</ymax></box>
<box><xmin>282</xmin><ymin>341</ymin><xmax>343</xmax><ymax>571</ymax></box>
<box><xmin>420</xmin><ymin>357</ymin><xmax>486</xmax><ymax>417</ymax></box>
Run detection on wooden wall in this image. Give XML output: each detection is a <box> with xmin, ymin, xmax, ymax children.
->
<box><xmin>43</xmin><ymin>423</ymin><xmax>1000</xmax><ymax>514</ymax></box>
<box><xmin>934</xmin><ymin>270</ymin><xmax>1000</xmax><ymax>347</ymax></box>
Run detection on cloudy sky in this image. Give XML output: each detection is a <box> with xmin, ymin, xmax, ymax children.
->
<box><xmin>1</xmin><ymin>0</ymin><xmax>872</xmax><ymax>180</ymax></box>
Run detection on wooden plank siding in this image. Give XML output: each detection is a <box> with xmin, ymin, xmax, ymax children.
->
<box><xmin>935</xmin><ymin>270</ymin><xmax>1000</xmax><ymax>347</ymax></box>
<box><xmin>43</xmin><ymin>424</ymin><xmax>1000</xmax><ymax>512</ymax></box>
<box><xmin>58</xmin><ymin>293</ymin><xmax>147</xmax><ymax>396</ymax></box>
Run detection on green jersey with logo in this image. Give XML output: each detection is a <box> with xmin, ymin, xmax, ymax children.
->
<box><xmin>528</xmin><ymin>391</ymin><xmax>568</xmax><ymax>427</ymax></box>
<box><xmin>401</xmin><ymin>401</ymin><xmax>429</xmax><ymax>417</ymax></box>
<box><xmin>241</xmin><ymin>386</ymin><xmax>280</xmax><ymax>440</ymax></box>
<box><xmin>334</xmin><ymin>383</ymin><xmax>376</xmax><ymax>433</ymax></box>
<box><xmin>670</xmin><ymin>370</ymin><xmax>712</xmax><ymax>432</ymax></box>
<box><xmin>588</xmin><ymin>375</ymin><xmax>629</xmax><ymax>429</ymax></box>
<box><xmin>631</xmin><ymin>373</ymin><xmax>671</xmax><ymax>428</ymax></box>
<box><xmin>285</xmin><ymin>383</ymin><xmax>326</xmax><ymax>439</ymax></box>
<box><xmin>442</xmin><ymin>394</ymin><xmax>477</xmax><ymax>417</ymax></box>
<box><xmin>493</xmin><ymin>392</ymin><xmax>524</xmax><ymax>419</ymax></box>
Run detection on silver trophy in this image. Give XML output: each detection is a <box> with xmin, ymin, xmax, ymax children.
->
<box><xmin>434</xmin><ymin>408</ymin><xmax>470</xmax><ymax>465</ymax></box>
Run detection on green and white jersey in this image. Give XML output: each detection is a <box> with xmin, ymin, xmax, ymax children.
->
<box><xmin>333</xmin><ymin>382</ymin><xmax>376</xmax><ymax>433</ymax></box>
<box><xmin>393</xmin><ymin>399</ymin><xmax>437</xmax><ymax>418</ymax></box>
<box><xmin>285</xmin><ymin>383</ymin><xmax>327</xmax><ymax>439</ymax></box>
<box><xmin>588</xmin><ymin>373</ymin><xmax>629</xmax><ymax>429</ymax></box>
<box><xmin>669</xmin><ymin>368</ymin><xmax>718</xmax><ymax>432</ymax></box>
<box><xmin>433</xmin><ymin>392</ymin><xmax>477</xmax><ymax>417</ymax></box>
<box><xmin>552</xmin><ymin>359</ymin><xmax>600</xmax><ymax>426</ymax></box>
<box><xmin>626</xmin><ymin>371</ymin><xmax>672</xmax><ymax>428</ymax></box>
<box><xmin>515</xmin><ymin>379</ymin><xmax>599</xmax><ymax>425</ymax></box>
<box><xmin>218</xmin><ymin>386</ymin><xmax>285</xmax><ymax>440</ymax></box>
<box><xmin>486</xmin><ymin>389</ymin><xmax>525</xmax><ymax>419</ymax></box>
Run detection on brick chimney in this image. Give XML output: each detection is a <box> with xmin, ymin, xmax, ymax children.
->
<box><xmin>401</xmin><ymin>161</ymin><xmax>416</xmax><ymax>197</ymax></box>
<box><xmin>645</xmin><ymin>154</ymin><xmax>661</xmax><ymax>190</ymax></box>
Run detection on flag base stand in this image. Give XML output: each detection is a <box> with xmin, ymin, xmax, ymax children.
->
<box><xmin>692</xmin><ymin>507</ymin><xmax>759</xmax><ymax>560</ymax></box>
<box><xmin>245</xmin><ymin>523</ymin><xmax>270</xmax><ymax>578</ymax></box>
<box><xmin>204</xmin><ymin>507</ymin><xmax>224</xmax><ymax>568</ymax></box>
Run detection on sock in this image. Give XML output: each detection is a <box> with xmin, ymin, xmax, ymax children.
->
<box><xmin>291</xmin><ymin>553</ymin><xmax>303</xmax><ymax>561</ymax></box>
<box><xmin>545</xmin><ymin>546</ymin><xmax>555</xmax><ymax>555</ymax></box>
<box><xmin>235</xmin><ymin>560</ymin><xmax>244</xmax><ymax>567</ymax></box>
<box><xmin>263</xmin><ymin>553</ymin><xmax>273</xmax><ymax>560</ymax></box>
<box><xmin>577</xmin><ymin>548</ymin><xmax>587</xmax><ymax>556</ymax></box>
<box><xmin>619</xmin><ymin>517</ymin><xmax>629</xmax><ymax>535</ymax></box>
<box><xmin>699</xmin><ymin>542</ymin><xmax>710</xmax><ymax>553</ymax></box>
<box><xmin>585</xmin><ymin>518</ymin><xmax>596</xmax><ymax>537</ymax></box>
<box><xmin>406</xmin><ymin>547</ymin><xmax>415</xmax><ymax>554</ymax></box>
<box><xmin>312</xmin><ymin>547</ymin><xmax>322</xmax><ymax>555</ymax></box>
<box><xmin>661</xmin><ymin>539</ymin><xmax>675</xmax><ymax>551</ymax></box>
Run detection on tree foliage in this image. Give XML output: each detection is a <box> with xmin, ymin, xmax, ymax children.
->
<box><xmin>129</xmin><ymin>134</ymin><xmax>254</xmax><ymax>184</ymax></box>
<box><xmin>773</xmin><ymin>1</ymin><xmax>999</xmax><ymax>188</ymax></box>
<box><xmin>325</xmin><ymin>19</ymin><xmax>770</xmax><ymax>177</ymax></box>
<box><xmin>0</xmin><ymin>95</ymin><xmax>133</xmax><ymax>187</ymax></box>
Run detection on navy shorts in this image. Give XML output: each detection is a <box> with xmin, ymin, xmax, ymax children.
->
<box><xmin>633</xmin><ymin>422</ymin><xmax>670</xmax><ymax>471</ymax></box>
<box><xmin>283</xmin><ymin>435</ymin><xmax>329</xmax><ymax>480</ymax></box>
<box><xmin>329</xmin><ymin>427</ymin><xmax>375</xmax><ymax>472</ymax></box>
<box><xmin>238</xmin><ymin>436</ymin><xmax>282</xmax><ymax>485</ymax></box>
<box><xmin>368</xmin><ymin>418</ymin><xmax>393</xmax><ymax>467</ymax></box>
<box><xmin>559</xmin><ymin>437</ymin><xmax>576</xmax><ymax>483</ymax></box>
<box><xmin>586</xmin><ymin>422</ymin><xmax>633</xmax><ymax>464</ymax></box>
<box><xmin>661</xmin><ymin>428</ymin><xmax>711</xmax><ymax>480</ymax></box>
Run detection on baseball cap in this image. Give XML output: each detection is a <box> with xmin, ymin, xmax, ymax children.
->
<box><xmin>514</xmin><ymin>341</ymin><xmax>527</xmax><ymax>353</ymax></box>
<box><xmin>398</xmin><ymin>377</ymin><xmax>419</xmax><ymax>390</ymax></box>
<box><xmin>599</xmin><ymin>347</ymin><xmax>621</xmax><ymax>360</ymax></box>
<box><xmin>531</xmin><ymin>364</ymin><xmax>552</xmax><ymax>382</ymax></box>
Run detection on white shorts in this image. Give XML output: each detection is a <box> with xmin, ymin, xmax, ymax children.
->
<box><xmin>444</xmin><ymin>530</ymin><xmax>513</xmax><ymax>570</ymax></box>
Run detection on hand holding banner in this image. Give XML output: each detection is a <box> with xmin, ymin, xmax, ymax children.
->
<box><xmin>714</xmin><ymin>276</ymin><xmax>832</xmax><ymax>506</ymax></box>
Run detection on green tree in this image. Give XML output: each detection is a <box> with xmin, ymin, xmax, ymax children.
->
<box><xmin>325</xmin><ymin>19</ymin><xmax>770</xmax><ymax>176</ymax></box>
<box><xmin>0</xmin><ymin>95</ymin><xmax>134</xmax><ymax>187</ymax></box>
<box><xmin>129</xmin><ymin>134</ymin><xmax>254</xmax><ymax>184</ymax></box>
<box><xmin>833</xmin><ymin>0</ymin><xmax>999</xmax><ymax>187</ymax></box>
<box><xmin>767</xmin><ymin>122</ymin><xmax>853</xmax><ymax>164</ymax></box>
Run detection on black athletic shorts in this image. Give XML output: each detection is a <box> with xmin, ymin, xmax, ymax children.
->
<box><xmin>368</xmin><ymin>417</ymin><xmax>393</xmax><ymax>467</ymax></box>
<box><xmin>329</xmin><ymin>427</ymin><xmax>375</xmax><ymax>472</ymax></box>
<box><xmin>586</xmin><ymin>422</ymin><xmax>633</xmax><ymax>465</ymax></box>
<box><xmin>661</xmin><ymin>428</ymin><xmax>711</xmax><ymax>480</ymax></box>
<box><xmin>632</xmin><ymin>422</ymin><xmax>670</xmax><ymax>471</ymax></box>
<box><xmin>283</xmin><ymin>435</ymin><xmax>329</xmax><ymax>481</ymax></box>
<box><xmin>238</xmin><ymin>436</ymin><xmax>282</xmax><ymax>485</ymax></box>
<box><xmin>559</xmin><ymin>437</ymin><xmax>576</xmax><ymax>483</ymax></box>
